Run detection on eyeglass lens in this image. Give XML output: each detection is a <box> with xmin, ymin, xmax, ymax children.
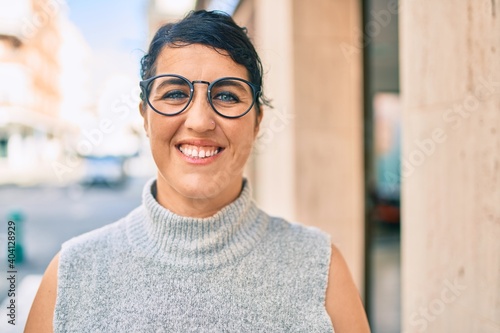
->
<box><xmin>147</xmin><ymin>75</ymin><xmax>255</xmax><ymax>117</ymax></box>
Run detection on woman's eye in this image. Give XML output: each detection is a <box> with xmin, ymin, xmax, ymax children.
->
<box><xmin>163</xmin><ymin>90</ymin><xmax>189</xmax><ymax>100</ymax></box>
<box><xmin>213</xmin><ymin>92</ymin><xmax>239</xmax><ymax>103</ymax></box>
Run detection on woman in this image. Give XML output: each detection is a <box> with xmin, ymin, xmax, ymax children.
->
<box><xmin>26</xmin><ymin>10</ymin><xmax>370</xmax><ymax>332</ymax></box>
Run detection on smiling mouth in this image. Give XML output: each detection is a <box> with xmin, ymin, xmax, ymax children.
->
<box><xmin>177</xmin><ymin>144</ymin><xmax>224</xmax><ymax>159</ymax></box>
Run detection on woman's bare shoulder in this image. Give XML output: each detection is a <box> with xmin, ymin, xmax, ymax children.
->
<box><xmin>325</xmin><ymin>244</ymin><xmax>371</xmax><ymax>333</ymax></box>
<box><xmin>25</xmin><ymin>252</ymin><xmax>59</xmax><ymax>333</ymax></box>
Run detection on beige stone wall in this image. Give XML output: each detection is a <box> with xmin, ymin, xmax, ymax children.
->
<box><xmin>400</xmin><ymin>1</ymin><xmax>500</xmax><ymax>332</ymax></box>
<box><xmin>251</xmin><ymin>0</ymin><xmax>296</xmax><ymax>222</ymax></box>
<box><xmin>291</xmin><ymin>0</ymin><xmax>364</xmax><ymax>291</ymax></box>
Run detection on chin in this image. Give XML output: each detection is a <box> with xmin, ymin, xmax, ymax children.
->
<box><xmin>166</xmin><ymin>172</ymin><xmax>236</xmax><ymax>201</ymax></box>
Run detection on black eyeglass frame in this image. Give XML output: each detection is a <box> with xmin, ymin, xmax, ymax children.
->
<box><xmin>139</xmin><ymin>74</ymin><xmax>261</xmax><ymax>119</ymax></box>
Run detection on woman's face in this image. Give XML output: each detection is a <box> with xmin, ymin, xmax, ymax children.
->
<box><xmin>140</xmin><ymin>44</ymin><xmax>262</xmax><ymax>217</ymax></box>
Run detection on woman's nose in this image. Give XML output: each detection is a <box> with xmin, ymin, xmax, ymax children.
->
<box><xmin>183</xmin><ymin>88</ymin><xmax>216</xmax><ymax>132</ymax></box>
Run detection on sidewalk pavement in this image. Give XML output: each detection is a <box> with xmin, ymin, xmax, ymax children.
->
<box><xmin>0</xmin><ymin>275</ymin><xmax>42</xmax><ymax>332</ymax></box>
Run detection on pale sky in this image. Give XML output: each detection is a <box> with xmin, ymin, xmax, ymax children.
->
<box><xmin>66</xmin><ymin>0</ymin><xmax>149</xmax><ymax>88</ymax></box>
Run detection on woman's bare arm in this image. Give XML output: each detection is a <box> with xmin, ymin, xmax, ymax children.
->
<box><xmin>25</xmin><ymin>252</ymin><xmax>59</xmax><ymax>333</ymax></box>
<box><xmin>325</xmin><ymin>245</ymin><xmax>371</xmax><ymax>333</ymax></box>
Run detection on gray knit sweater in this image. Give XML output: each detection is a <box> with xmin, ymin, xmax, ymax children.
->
<box><xmin>54</xmin><ymin>179</ymin><xmax>334</xmax><ymax>332</ymax></box>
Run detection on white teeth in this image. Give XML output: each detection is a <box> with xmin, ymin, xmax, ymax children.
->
<box><xmin>178</xmin><ymin>144</ymin><xmax>221</xmax><ymax>159</ymax></box>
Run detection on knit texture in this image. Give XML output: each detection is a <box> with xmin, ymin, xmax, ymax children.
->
<box><xmin>54</xmin><ymin>179</ymin><xmax>334</xmax><ymax>332</ymax></box>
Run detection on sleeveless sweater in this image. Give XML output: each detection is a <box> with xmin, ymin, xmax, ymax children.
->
<box><xmin>54</xmin><ymin>179</ymin><xmax>334</xmax><ymax>332</ymax></box>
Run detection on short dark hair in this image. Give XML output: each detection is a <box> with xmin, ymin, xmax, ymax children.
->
<box><xmin>140</xmin><ymin>10</ymin><xmax>271</xmax><ymax>111</ymax></box>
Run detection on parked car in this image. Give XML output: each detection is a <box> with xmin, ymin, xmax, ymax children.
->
<box><xmin>81</xmin><ymin>155</ymin><xmax>127</xmax><ymax>187</ymax></box>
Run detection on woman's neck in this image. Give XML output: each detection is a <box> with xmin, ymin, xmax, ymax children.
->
<box><xmin>155</xmin><ymin>175</ymin><xmax>244</xmax><ymax>218</ymax></box>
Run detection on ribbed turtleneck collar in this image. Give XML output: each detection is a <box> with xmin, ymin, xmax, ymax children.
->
<box><xmin>125</xmin><ymin>178</ymin><xmax>269</xmax><ymax>271</ymax></box>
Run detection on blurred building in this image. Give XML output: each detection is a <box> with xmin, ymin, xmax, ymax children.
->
<box><xmin>146</xmin><ymin>0</ymin><xmax>197</xmax><ymax>36</ymax></box>
<box><xmin>0</xmin><ymin>0</ymin><xmax>91</xmax><ymax>185</ymax></box>
<box><xmin>58</xmin><ymin>16</ymin><xmax>92</xmax><ymax>129</ymax></box>
<box><xmin>0</xmin><ymin>0</ymin><xmax>62</xmax><ymax>184</ymax></box>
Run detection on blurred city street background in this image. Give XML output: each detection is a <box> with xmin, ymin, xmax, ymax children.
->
<box><xmin>2</xmin><ymin>0</ymin><xmax>497</xmax><ymax>332</ymax></box>
<box><xmin>5</xmin><ymin>0</ymin><xmax>403</xmax><ymax>332</ymax></box>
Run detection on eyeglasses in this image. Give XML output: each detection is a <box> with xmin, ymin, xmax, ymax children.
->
<box><xmin>139</xmin><ymin>74</ymin><xmax>261</xmax><ymax>119</ymax></box>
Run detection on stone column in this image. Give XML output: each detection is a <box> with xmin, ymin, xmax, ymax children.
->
<box><xmin>252</xmin><ymin>0</ymin><xmax>297</xmax><ymax>222</ymax></box>
<box><xmin>291</xmin><ymin>0</ymin><xmax>365</xmax><ymax>290</ymax></box>
<box><xmin>400</xmin><ymin>1</ymin><xmax>500</xmax><ymax>332</ymax></box>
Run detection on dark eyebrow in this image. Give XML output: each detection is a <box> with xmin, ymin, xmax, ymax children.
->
<box><xmin>155</xmin><ymin>78</ymin><xmax>190</xmax><ymax>91</ymax></box>
<box><xmin>213</xmin><ymin>80</ymin><xmax>248</xmax><ymax>92</ymax></box>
